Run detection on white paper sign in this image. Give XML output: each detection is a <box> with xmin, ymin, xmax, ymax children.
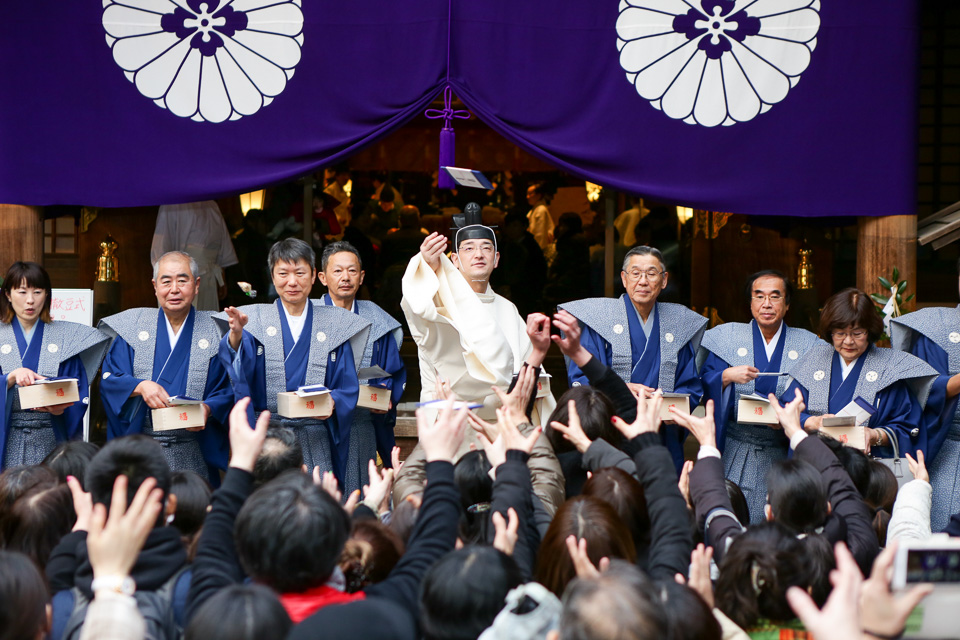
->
<box><xmin>51</xmin><ymin>289</ymin><xmax>94</xmax><ymax>326</ymax></box>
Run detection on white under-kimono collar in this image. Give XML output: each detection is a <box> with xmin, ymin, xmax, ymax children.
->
<box><xmin>839</xmin><ymin>354</ymin><xmax>859</xmax><ymax>381</ymax></box>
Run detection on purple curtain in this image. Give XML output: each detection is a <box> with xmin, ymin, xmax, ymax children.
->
<box><xmin>449</xmin><ymin>0</ymin><xmax>920</xmax><ymax>217</ymax></box>
<box><xmin>0</xmin><ymin>0</ymin><xmax>447</xmax><ymax>206</ymax></box>
<box><xmin>0</xmin><ymin>0</ymin><xmax>918</xmax><ymax>217</ymax></box>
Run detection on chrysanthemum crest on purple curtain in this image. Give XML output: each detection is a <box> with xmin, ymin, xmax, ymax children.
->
<box><xmin>616</xmin><ymin>0</ymin><xmax>821</xmax><ymax>127</ymax></box>
<box><xmin>103</xmin><ymin>0</ymin><xmax>305</xmax><ymax>123</ymax></box>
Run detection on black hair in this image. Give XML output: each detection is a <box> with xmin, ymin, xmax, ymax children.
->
<box><xmin>622</xmin><ymin>246</ymin><xmax>666</xmax><ymax>273</ymax></box>
<box><xmin>560</xmin><ymin>560</ymin><xmax>667</xmax><ymax>640</ymax></box>
<box><xmin>42</xmin><ymin>440</ymin><xmax>100</xmax><ymax>488</ymax></box>
<box><xmin>865</xmin><ymin>459</ymin><xmax>898</xmax><ymax>512</ymax></box>
<box><xmin>765</xmin><ymin>458</ymin><xmax>828</xmax><ymax>533</ymax></box>
<box><xmin>169</xmin><ymin>470</ymin><xmax>211</xmax><ymax>538</ymax></box>
<box><xmin>379</xmin><ymin>185</ymin><xmax>395</xmax><ymax>203</ymax></box>
<box><xmin>453</xmin><ymin>450</ymin><xmax>493</xmax><ymax>545</ymax></box>
<box><xmin>0</xmin><ymin>475</ymin><xmax>74</xmax><ymax>568</ymax></box>
<box><xmin>320</xmin><ymin>241</ymin><xmax>363</xmax><ymax>271</ymax></box>
<box><xmin>656</xmin><ymin>580</ymin><xmax>722</xmax><ymax>640</ymax></box>
<box><xmin>1</xmin><ymin>261</ymin><xmax>53</xmax><ymax>324</ymax></box>
<box><xmin>185</xmin><ymin>584</ymin><xmax>291</xmax><ymax>640</ymax></box>
<box><xmin>818</xmin><ymin>435</ymin><xmax>870</xmax><ymax>497</ymax></box>
<box><xmin>0</xmin><ymin>464</ymin><xmax>58</xmax><ymax>516</ymax></box>
<box><xmin>818</xmin><ymin>288</ymin><xmax>884</xmax><ymax>344</ymax></box>
<box><xmin>235</xmin><ymin>471</ymin><xmax>349</xmax><ymax>593</ymax></box>
<box><xmin>546</xmin><ymin>386</ymin><xmax>619</xmax><ymax>455</ymax></box>
<box><xmin>389</xmin><ymin>492</ymin><xmax>421</xmax><ymax>546</ymax></box>
<box><xmin>725</xmin><ymin>479</ymin><xmax>751</xmax><ymax>527</ymax></box>
<box><xmin>419</xmin><ymin>546</ymin><xmax>523</xmax><ymax>640</ymax></box>
<box><xmin>254</xmin><ymin>425</ymin><xmax>304</xmax><ymax>489</ymax></box>
<box><xmin>715</xmin><ymin>522</ymin><xmax>812</xmax><ymax>629</ymax></box>
<box><xmin>799</xmin><ymin>533</ymin><xmax>836</xmax><ymax>608</ymax></box>
<box><xmin>84</xmin><ymin>435</ymin><xmax>172</xmax><ymax>518</ymax></box>
<box><xmin>744</xmin><ymin>270</ymin><xmax>793</xmax><ymax>306</ymax></box>
<box><xmin>0</xmin><ymin>551</ymin><xmax>50</xmax><ymax>640</ymax></box>
<box><xmin>268</xmin><ymin>238</ymin><xmax>316</xmax><ymax>272</ymax></box>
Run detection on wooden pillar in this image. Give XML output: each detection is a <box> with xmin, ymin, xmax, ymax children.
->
<box><xmin>856</xmin><ymin>215</ymin><xmax>916</xmax><ymax>301</ymax></box>
<box><xmin>0</xmin><ymin>205</ymin><xmax>43</xmax><ymax>265</ymax></box>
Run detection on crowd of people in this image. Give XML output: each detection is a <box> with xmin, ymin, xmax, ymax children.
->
<box><xmin>1</xmin><ymin>200</ymin><xmax>959</xmax><ymax>639</ymax></box>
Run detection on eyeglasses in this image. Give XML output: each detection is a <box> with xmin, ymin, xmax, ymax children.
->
<box><xmin>832</xmin><ymin>329</ymin><xmax>868</xmax><ymax>341</ymax></box>
<box><xmin>458</xmin><ymin>244</ymin><xmax>495</xmax><ymax>255</ymax></box>
<box><xmin>751</xmin><ymin>294</ymin><xmax>784</xmax><ymax>304</ymax></box>
<box><xmin>625</xmin><ymin>269</ymin><xmax>665</xmax><ymax>282</ymax></box>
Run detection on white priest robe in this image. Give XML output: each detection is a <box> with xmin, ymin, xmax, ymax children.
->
<box><xmin>401</xmin><ymin>252</ymin><xmax>555</xmax><ymax>423</ymax></box>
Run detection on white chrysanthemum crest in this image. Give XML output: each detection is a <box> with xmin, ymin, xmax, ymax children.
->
<box><xmin>103</xmin><ymin>0</ymin><xmax>305</xmax><ymax>123</ymax></box>
<box><xmin>616</xmin><ymin>0</ymin><xmax>821</xmax><ymax>127</ymax></box>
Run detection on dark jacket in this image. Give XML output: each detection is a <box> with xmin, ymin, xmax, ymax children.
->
<box><xmin>290</xmin><ymin>460</ymin><xmax>460</xmax><ymax>639</ymax></box>
<box><xmin>488</xmin><ymin>449</ymin><xmax>539</xmax><ymax>580</ymax></box>
<box><xmin>691</xmin><ymin>434</ymin><xmax>879</xmax><ymax>574</ymax></box>
<box><xmin>629</xmin><ymin>433</ymin><xmax>694</xmax><ymax>579</ymax></box>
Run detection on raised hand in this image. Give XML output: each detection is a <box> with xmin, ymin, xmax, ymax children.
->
<box><xmin>87</xmin><ymin>475</ymin><xmax>164</xmax><ymax>581</ymax></box>
<box><xmin>418</xmin><ymin>398</ymin><xmax>469</xmax><ymax>463</ymax></box>
<box><xmin>550</xmin><ymin>310</ymin><xmax>591</xmax><ymax>368</ymax></box>
<box><xmin>859</xmin><ymin>540</ymin><xmax>932</xmax><ymax>639</ymax></box>
<box><xmin>492</xmin><ymin>508</ymin><xmax>519</xmax><ymax>556</ymax></box>
<box><xmin>905</xmin><ymin>451</ymin><xmax>928</xmax><ymax>483</ymax></box>
<box><xmin>497</xmin><ymin>406</ymin><xmax>541</xmax><ymax>455</ymax></box>
<box><xmin>670</xmin><ymin>399</ymin><xmax>717</xmax><ymax>449</ymax></box>
<box><xmin>391</xmin><ymin>446</ymin><xmax>404</xmax><ymax>473</ymax></box>
<box><xmin>67</xmin><ymin>475</ymin><xmax>93</xmax><ymax>532</ymax></box>
<box><xmin>787</xmin><ymin>542</ymin><xmax>863</xmax><ymax>640</ymax></box>
<box><xmin>467</xmin><ymin>410</ymin><xmax>500</xmax><ymax>444</ymax></box>
<box><xmin>362</xmin><ymin>459</ymin><xmax>395</xmax><ymax>513</ymax></box>
<box><xmin>565</xmin><ymin>535</ymin><xmax>609</xmax><ymax>579</ymax></box>
<box><xmin>678</xmin><ymin>460</ymin><xmax>694</xmax><ymax>509</ymax></box>
<box><xmin>492</xmin><ymin>364</ymin><xmax>537</xmax><ymax>426</ymax></box>
<box><xmin>420</xmin><ymin>232</ymin><xmax>449</xmax><ymax>273</ymax></box>
<box><xmin>675</xmin><ymin>544</ymin><xmax>715</xmax><ymax>608</ymax></box>
<box><xmin>550</xmin><ymin>399</ymin><xmax>592</xmax><ymax>454</ymax></box>
<box><xmin>611</xmin><ymin>389</ymin><xmax>663</xmax><ymax>439</ymax></box>
<box><xmin>228</xmin><ymin>397</ymin><xmax>269</xmax><ymax>472</ymax></box>
<box><xmin>135</xmin><ymin>380</ymin><xmax>170</xmax><ymax>410</ymax></box>
<box><xmin>767</xmin><ymin>388</ymin><xmax>806</xmax><ymax>440</ymax></box>
<box><xmin>525</xmin><ymin>313</ymin><xmax>552</xmax><ymax>366</ymax></box>
<box><xmin>223</xmin><ymin>306</ymin><xmax>249</xmax><ymax>350</ymax></box>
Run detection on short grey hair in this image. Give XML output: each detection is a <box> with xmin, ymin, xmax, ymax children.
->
<box><xmin>320</xmin><ymin>241</ymin><xmax>362</xmax><ymax>271</ymax></box>
<box><xmin>268</xmin><ymin>238</ymin><xmax>315</xmax><ymax>272</ymax></box>
<box><xmin>622</xmin><ymin>246</ymin><xmax>666</xmax><ymax>273</ymax></box>
<box><xmin>153</xmin><ymin>251</ymin><xmax>199</xmax><ymax>280</ymax></box>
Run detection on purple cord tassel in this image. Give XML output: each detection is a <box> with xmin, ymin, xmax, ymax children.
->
<box><xmin>426</xmin><ymin>85</ymin><xmax>470</xmax><ymax>190</ymax></box>
<box><xmin>438</xmin><ymin>126</ymin><xmax>456</xmax><ymax>189</ymax></box>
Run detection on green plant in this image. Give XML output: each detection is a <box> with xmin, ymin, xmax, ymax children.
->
<box><xmin>870</xmin><ymin>267</ymin><xmax>914</xmax><ymax>319</ymax></box>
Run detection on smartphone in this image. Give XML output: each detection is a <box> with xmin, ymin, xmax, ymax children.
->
<box><xmin>892</xmin><ymin>539</ymin><xmax>960</xmax><ymax>588</ymax></box>
<box><xmin>549</xmin><ymin>308</ymin><xmax>563</xmax><ymax>337</ymax></box>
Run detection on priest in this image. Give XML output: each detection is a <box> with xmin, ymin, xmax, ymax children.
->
<box><xmin>218</xmin><ymin>238</ymin><xmax>370</xmax><ymax>485</ymax></box>
<box><xmin>99</xmin><ymin>251</ymin><xmax>233</xmax><ymax>484</ymax></box>
<box><xmin>396</xmin><ymin>203</ymin><xmax>562</xmax><ymax>512</ymax></box>
<box><xmin>317</xmin><ymin>240</ymin><xmax>405</xmax><ymax>494</ymax></box>
<box><xmin>560</xmin><ymin>245</ymin><xmax>707</xmax><ymax>471</ymax></box>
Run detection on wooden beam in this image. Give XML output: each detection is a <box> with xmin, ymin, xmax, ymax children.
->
<box><xmin>857</xmin><ymin>215</ymin><xmax>917</xmax><ymax>303</ymax></box>
<box><xmin>0</xmin><ymin>205</ymin><xmax>43</xmax><ymax>265</ymax></box>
